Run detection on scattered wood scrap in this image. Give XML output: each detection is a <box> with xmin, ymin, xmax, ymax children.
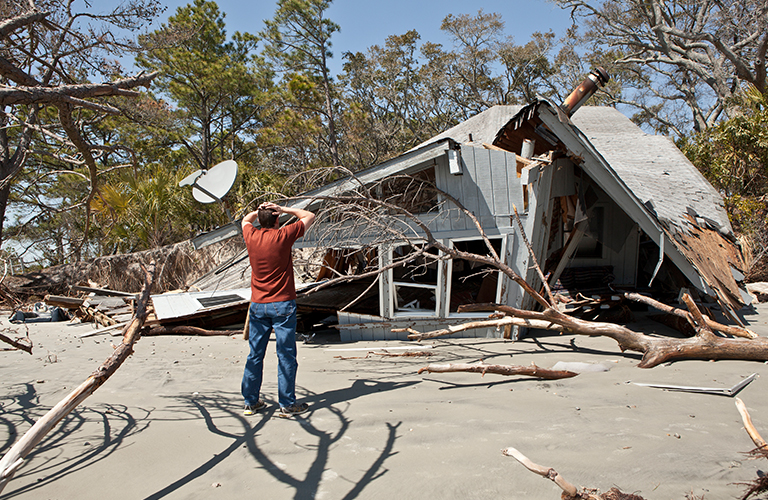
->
<box><xmin>80</xmin><ymin>295</ymin><xmax>134</xmax><ymax>326</ymax></box>
<box><xmin>45</xmin><ymin>290</ymin><xmax>136</xmax><ymax>328</ymax></box>
<box><xmin>502</xmin><ymin>447</ymin><xmax>646</xmax><ymax>499</ymax></box>
<box><xmin>417</xmin><ymin>361</ymin><xmax>578</xmax><ymax>380</ymax></box>
<box><xmin>334</xmin><ymin>351</ymin><xmax>434</xmax><ymax>360</ymax></box>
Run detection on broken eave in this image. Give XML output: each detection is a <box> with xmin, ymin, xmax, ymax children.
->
<box><xmin>492</xmin><ymin>100</ymin><xmax>566</xmax><ymax>157</ymax></box>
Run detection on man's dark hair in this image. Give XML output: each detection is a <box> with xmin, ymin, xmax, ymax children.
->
<box><xmin>258</xmin><ymin>208</ymin><xmax>279</xmax><ymax>228</ymax></box>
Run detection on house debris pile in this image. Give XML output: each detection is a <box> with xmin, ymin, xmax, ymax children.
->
<box><xmin>1</xmin><ymin>237</ymin><xmax>247</xmax><ymax>332</ymax></box>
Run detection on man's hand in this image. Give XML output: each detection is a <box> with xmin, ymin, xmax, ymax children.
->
<box><xmin>258</xmin><ymin>201</ymin><xmax>281</xmax><ymax>215</ymax></box>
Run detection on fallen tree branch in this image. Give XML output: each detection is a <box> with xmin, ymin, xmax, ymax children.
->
<box><xmin>418</xmin><ymin>361</ymin><xmax>577</xmax><ymax>379</ymax></box>
<box><xmin>735</xmin><ymin>398</ymin><xmax>768</xmax><ymax>452</ymax></box>
<box><xmin>501</xmin><ymin>447</ymin><xmax>584</xmax><ymax>498</ymax></box>
<box><xmin>334</xmin><ymin>351</ymin><xmax>434</xmax><ymax>360</ymax></box>
<box><xmin>401</xmin><ymin>315</ymin><xmax>565</xmax><ymax>341</ymax></box>
<box><xmin>502</xmin><ymin>447</ymin><xmax>647</xmax><ymax>499</ymax></box>
<box><xmin>624</xmin><ymin>292</ymin><xmax>757</xmax><ymax>339</ymax></box>
<box><xmin>0</xmin><ymin>331</ymin><xmax>32</xmax><ymax>354</ymax></box>
<box><xmin>143</xmin><ymin>326</ymin><xmax>241</xmax><ymax>336</ymax></box>
<box><xmin>432</xmin><ymin>302</ymin><xmax>768</xmax><ymax>369</ymax></box>
<box><xmin>734</xmin><ymin>399</ymin><xmax>768</xmax><ymax>500</ymax></box>
<box><xmin>0</xmin><ymin>262</ymin><xmax>156</xmax><ymax>494</ymax></box>
<box><xmin>512</xmin><ymin>204</ymin><xmax>555</xmax><ymax>305</ymax></box>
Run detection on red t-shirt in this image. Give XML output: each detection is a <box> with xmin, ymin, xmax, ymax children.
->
<box><xmin>243</xmin><ymin>221</ymin><xmax>306</xmax><ymax>303</ymax></box>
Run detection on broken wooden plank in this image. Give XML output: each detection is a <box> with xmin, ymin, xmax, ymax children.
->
<box><xmin>77</xmin><ymin>322</ymin><xmax>128</xmax><ymax>338</ymax></box>
<box><xmin>44</xmin><ymin>295</ymin><xmax>84</xmax><ymax>309</ymax></box>
<box><xmin>70</xmin><ymin>285</ymin><xmax>137</xmax><ymax>297</ymax></box>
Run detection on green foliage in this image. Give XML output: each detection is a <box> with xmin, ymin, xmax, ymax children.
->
<box><xmin>260</xmin><ymin>0</ymin><xmax>342</xmax><ymax>168</ymax></box>
<box><xmin>681</xmin><ymin>85</ymin><xmax>768</xmax><ymax>235</ymax></box>
<box><xmin>136</xmin><ymin>0</ymin><xmax>270</xmax><ymax>171</ymax></box>
<box><xmin>91</xmin><ymin>166</ymin><xmax>212</xmax><ymax>252</ymax></box>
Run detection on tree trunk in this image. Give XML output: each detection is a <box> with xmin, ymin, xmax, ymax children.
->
<box><xmin>413</xmin><ymin>300</ymin><xmax>768</xmax><ymax>369</ymax></box>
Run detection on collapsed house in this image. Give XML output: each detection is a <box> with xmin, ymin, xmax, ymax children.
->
<box><xmin>177</xmin><ymin>70</ymin><xmax>749</xmax><ymax>341</ymax></box>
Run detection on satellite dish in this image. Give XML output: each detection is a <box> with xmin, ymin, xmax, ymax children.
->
<box><xmin>178</xmin><ymin>169</ymin><xmax>204</xmax><ymax>187</ymax></box>
<box><xmin>189</xmin><ymin>160</ymin><xmax>238</xmax><ymax>204</ymax></box>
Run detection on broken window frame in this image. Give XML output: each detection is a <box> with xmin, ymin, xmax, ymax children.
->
<box><xmin>386</xmin><ymin>241</ymin><xmax>442</xmax><ymax>318</ymax></box>
<box><xmin>444</xmin><ymin>236</ymin><xmax>507</xmax><ymax>318</ymax></box>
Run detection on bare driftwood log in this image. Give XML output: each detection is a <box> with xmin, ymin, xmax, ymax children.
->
<box><xmin>409</xmin><ymin>295</ymin><xmax>768</xmax><ymax>369</ymax></box>
<box><xmin>624</xmin><ymin>292</ymin><xmax>757</xmax><ymax>339</ymax></box>
<box><xmin>418</xmin><ymin>361</ymin><xmax>577</xmax><ymax>379</ymax></box>
<box><xmin>0</xmin><ymin>331</ymin><xmax>32</xmax><ymax>354</ymax></box>
<box><xmin>144</xmin><ymin>326</ymin><xmax>241</xmax><ymax>336</ymax></box>
<box><xmin>734</xmin><ymin>399</ymin><xmax>768</xmax><ymax>500</ymax></box>
<box><xmin>394</xmin><ymin>316</ymin><xmax>566</xmax><ymax>339</ymax></box>
<box><xmin>735</xmin><ymin>398</ymin><xmax>768</xmax><ymax>453</ymax></box>
<box><xmin>502</xmin><ymin>447</ymin><xmax>647</xmax><ymax>500</ymax></box>
<box><xmin>0</xmin><ymin>263</ymin><xmax>156</xmax><ymax>494</ymax></box>
<box><xmin>502</xmin><ymin>447</ymin><xmax>586</xmax><ymax>499</ymax></box>
<box><xmin>334</xmin><ymin>351</ymin><xmax>433</xmax><ymax>360</ymax></box>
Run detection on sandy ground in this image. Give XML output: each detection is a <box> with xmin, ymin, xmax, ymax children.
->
<box><xmin>2</xmin><ymin>303</ymin><xmax>768</xmax><ymax>500</ymax></box>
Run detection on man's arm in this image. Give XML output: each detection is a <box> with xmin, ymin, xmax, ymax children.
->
<box><xmin>281</xmin><ymin>206</ymin><xmax>316</xmax><ymax>230</ymax></box>
<box><xmin>241</xmin><ymin>210</ymin><xmax>258</xmax><ymax>231</ymax></box>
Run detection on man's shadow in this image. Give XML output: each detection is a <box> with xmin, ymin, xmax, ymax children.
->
<box><xmin>145</xmin><ymin>378</ymin><xmax>417</xmax><ymax>500</ymax></box>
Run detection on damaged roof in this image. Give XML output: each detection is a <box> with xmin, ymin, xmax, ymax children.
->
<box><xmin>569</xmin><ymin>106</ymin><xmax>731</xmax><ymax>235</ymax></box>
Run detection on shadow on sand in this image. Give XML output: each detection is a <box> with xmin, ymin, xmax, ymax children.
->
<box><xmin>144</xmin><ymin>378</ymin><xmax>417</xmax><ymax>500</ymax></box>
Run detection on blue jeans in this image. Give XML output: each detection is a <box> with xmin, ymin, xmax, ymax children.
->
<box><xmin>241</xmin><ymin>300</ymin><xmax>299</xmax><ymax>408</ymax></box>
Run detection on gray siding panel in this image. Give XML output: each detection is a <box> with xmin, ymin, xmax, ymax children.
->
<box><xmin>489</xmin><ymin>149</ymin><xmax>511</xmax><ymax>217</ymax></box>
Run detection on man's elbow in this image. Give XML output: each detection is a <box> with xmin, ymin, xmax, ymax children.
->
<box><xmin>303</xmin><ymin>213</ymin><xmax>316</xmax><ymax>229</ymax></box>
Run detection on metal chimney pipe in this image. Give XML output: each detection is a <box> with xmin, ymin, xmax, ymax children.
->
<box><xmin>561</xmin><ymin>67</ymin><xmax>610</xmax><ymax>116</ymax></box>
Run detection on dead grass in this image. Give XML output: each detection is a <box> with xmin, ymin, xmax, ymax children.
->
<box><xmin>1</xmin><ymin>238</ymin><xmax>245</xmax><ymax>301</ymax></box>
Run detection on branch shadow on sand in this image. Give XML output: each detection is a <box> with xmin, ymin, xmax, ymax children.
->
<box><xmin>0</xmin><ymin>383</ymin><xmax>151</xmax><ymax>499</ymax></box>
<box><xmin>145</xmin><ymin>378</ymin><xmax>416</xmax><ymax>500</ymax></box>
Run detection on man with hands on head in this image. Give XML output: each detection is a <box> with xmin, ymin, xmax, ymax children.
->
<box><xmin>240</xmin><ymin>201</ymin><xmax>315</xmax><ymax>417</ymax></box>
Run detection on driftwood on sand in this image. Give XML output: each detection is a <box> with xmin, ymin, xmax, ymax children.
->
<box><xmin>417</xmin><ymin>361</ymin><xmax>577</xmax><ymax>380</ymax></box>
<box><xmin>0</xmin><ymin>263</ymin><xmax>156</xmax><ymax>494</ymax></box>
<box><xmin>502</xmin><ymin>447</ymin><xmax>647</xmax><ymax>499</ymax></box>
<box><xmin>406</xmin><ymin>292</ymin><xmax>766</xmax><ymax>369</ymax></box>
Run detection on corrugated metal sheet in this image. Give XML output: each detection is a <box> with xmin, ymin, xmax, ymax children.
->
<box><xmin>152</xmin><ymin>288</ymin><xmax>250</xmax><ymax>320</ymax></box>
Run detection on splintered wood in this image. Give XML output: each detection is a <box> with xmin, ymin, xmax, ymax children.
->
<box><xmin>417</xmin><ymin>361</ymin><xmax>577</xmax><ymax>380</ymax></box>
<box><xmin>334</xmin><ymin>351</ymin><xmax>434</xmax><ymax>360</ymax></box>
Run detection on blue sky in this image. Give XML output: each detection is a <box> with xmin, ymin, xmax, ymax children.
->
<box><xmin>125</xmin><ymin>0</ymin><xmax>575</xmax><ymax>74</ymax></box>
